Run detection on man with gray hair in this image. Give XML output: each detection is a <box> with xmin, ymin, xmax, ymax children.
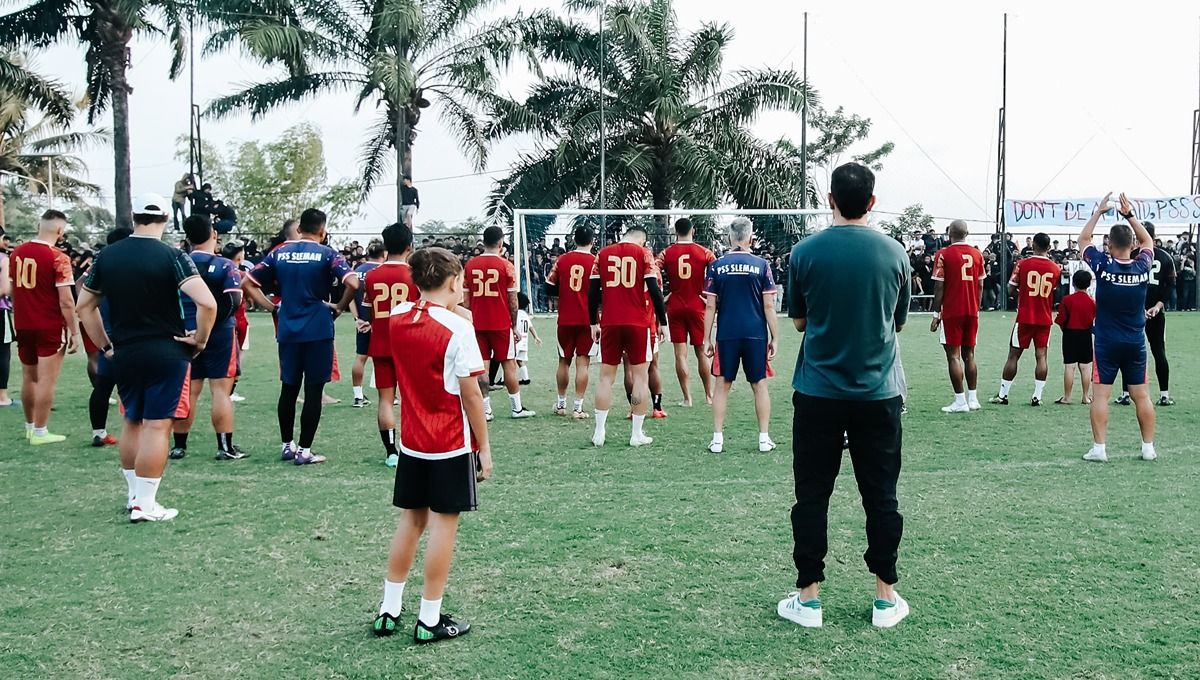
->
<box><xmin>701</xmin><ymin>217</ymin><xmax>779</xmax><ymax>454</ymax></box>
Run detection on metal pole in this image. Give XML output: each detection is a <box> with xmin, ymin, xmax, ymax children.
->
<box><xmin>996</xmin><ymin>13</ymin><xmax>1009</xmax><ymax>312</ymax></box>
<box><xmin>189</xmin><ymin>12</ymin><xmax>195</xmax><ymax>182</ymax></box>
<box><xmin>47</xmin><ymin>157</ymin><xmax>54</xmax><ymax>211</ymax></box>
<box><xmin>598</xmin><ymin>0</ymin><xmax>607</xmax><ymax>244</ymax></box>
<box><xmin>799</xmin><ymin>12</ymin><xmax>808</xmax><ymax>236</ymax></box>
<box><xmin>397</xmin><ymin>26</ymin><xmax>406</xmax><ymax>224</ymax></box>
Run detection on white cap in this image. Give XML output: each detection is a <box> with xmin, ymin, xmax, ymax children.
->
<box><xmin>132</xmin><ymin>193</ymin><xmax>170</xmax><ymax>217</ymax></box>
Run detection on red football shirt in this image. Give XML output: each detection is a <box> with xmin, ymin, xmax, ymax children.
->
<box><xmin>364</xmin><ymin>261</ymin><xmax>415</xmax><ymax>357</ymax></box>
<box><xmin>9</xmin><ymin>240</ymin><xmax>74</xmax><ymax>332</ymax></box>
<box><xmin>658</xmin><ymin>242</ymin><xmax>715</xmax><ymax>314</ymax></box>
<box><xmin>546</xmin><ymin>250</ymin><xmax>595</xmax><ymax>327</ymax></box>
<box><xmin>1010</xmin><ymin>256</ymin><xmax>1061</xmax><ymax>326</ymax></box>
<box><xmin>389</xmin><ymin>300</ymin><xmax>486</xmax><ymax>459</ymax></box>
<box><xmin>931</xmin><ymin>243</ymin><xmax>983</xmax><ymax>319</ymax></box>
<box><xmin>463</xmin><ymin>253</ymin><xmax>516</xmax><ymax>331</ymax></box>
<box><xmin>590</xmin><ymin>241</ymin><xmax>657</xmax><ymax>327</ymax></box>
<box><xmin>1055</xmin><ymin>290</ymin><xmax>1096</xmax><ymax>330</ymax></box>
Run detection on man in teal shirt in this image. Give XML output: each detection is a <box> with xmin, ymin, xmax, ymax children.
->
<box><xmin>776</xmin><ymin>163</ymin><xmax>912</xmax><ymax>630</ymax></box>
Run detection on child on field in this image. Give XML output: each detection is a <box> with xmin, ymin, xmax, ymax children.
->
<box><xmin>373</xmin><ymin>247</ymin><xmax>492</xmax><ymax>644</ymax></box>
<box><xmin>1054</xmin><ymin>269</ymin><xmax>1097</xmax><ymax>405</ymax></box>
<box><xmin>515</xmin><ymin>292</ymin><xmax>541</xmax><ymax>385</ymax></box>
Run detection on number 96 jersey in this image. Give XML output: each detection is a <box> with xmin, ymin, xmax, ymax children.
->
<box><xmin>364</xmin><ymin>261</ymin><xmax>416</xmax><ymax>358</ymax></box>
<box><xmin>590</xmin><ymin>242</ymin><xmax>658</xmax><ymax>328</ymax></box>
<box><xmin>463</xmin><ymin>253</ymin><xmax>518</xmax><ymax>331</ymax></box>
<box><xmin>1009</xmin><ymin>255</ymin><xmax>1061</xmax><ymax>327</ymax></box>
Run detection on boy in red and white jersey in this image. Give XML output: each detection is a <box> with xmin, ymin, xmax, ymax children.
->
<box><xmin>373</xmin><ymin>246</ymin><xmax>491</xmax><ymax>645</ymax></box>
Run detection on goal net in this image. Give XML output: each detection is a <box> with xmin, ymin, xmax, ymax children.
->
<box><xmin>512</xmin><ymin>209</ymin><xmax>833</xmax><ymax>308</ymax></box>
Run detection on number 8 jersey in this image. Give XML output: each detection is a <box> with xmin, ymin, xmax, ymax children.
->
<box><xmin>546</xmin><ymin>250</ymin><xmax>596</xmax><ymax>326</ymax></box>
<box><xmin>590</xmin><ymin>242</ymin><xmax>658</xmax><ymax>327</ymax></box>
<box><xmin>1009</xmin><ymin>255</ymin><xmax>1061</xmax><ymax>326</ymax></box>
<box><xmin>463</xmin><ymin>253</ymin><xmax>517</xmax><ymax>331</ymax></box>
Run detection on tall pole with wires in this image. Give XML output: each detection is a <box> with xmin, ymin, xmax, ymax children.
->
<box><xmin>188</xmin><ymin>11</ymin><xmax>195</xmax><ymax>183</ymax></box>
<box><xmin>799</xmin><ymin>12</ymin><xmax>808</xmax><ymax>236</ymax></box>
<box><xmin>1191</xmin><ymin>17</ymin><xmax>1199</xmax><ymax>308</ymax></box>
<box><xmin>598</xmin><ymin>0</ymin><xmax>607</xmax><ymax>244</ymax></box>
<box><xmin>995</xmin><ymin>13</ymin><xmax>1009</xmax><ymax>311</ymax></box>
<box><xmin>397</xmin><ymin>21</ymin><xmax>407</xmax><ymax>225</ymax></box>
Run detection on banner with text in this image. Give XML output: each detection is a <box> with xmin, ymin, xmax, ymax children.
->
<box><xmin>1004</xmin><ymin>196</ymin><xmax>1200</xmax><ymax>227</ymax></box>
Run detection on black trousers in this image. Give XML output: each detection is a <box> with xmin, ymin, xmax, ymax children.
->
<box><xmin>1145</xmin><ymin>313</ymin><xmax>1168</xmax><ymax>391</ymax></box>
<box><xmin>791</xmin><ymin>392</ymin><xmax>904</xmax><ymax>588</ymax></box>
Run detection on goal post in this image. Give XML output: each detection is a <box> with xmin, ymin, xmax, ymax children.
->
<box><xmin>512</xmin><ymin>208</ymin><xmax>833</xmax><ymax>302</ymax></box>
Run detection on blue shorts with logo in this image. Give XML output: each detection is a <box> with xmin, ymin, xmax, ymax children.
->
<box><xmin>1093</xmin><ymin>340</ymin><xmax>1146</xmax><ymax>386</ymax></box>
<box><xmin>278</xmin><ymin>339</ymin><xmax>334</xmax><ymax>386</ymax></box>
<box><xmin>114</xmin><ymin>352</ymin><xmax>191</xmax><ymax>422</ymax></box>
<box><xmin>717</xmin><ymin>338</ymin><xmax>768</xmax><ymax>383</ymax></box>
<box><xmin>356</xmin><ymin>329</ymin><xmax>371</xmax><ymax>356</ymax></box>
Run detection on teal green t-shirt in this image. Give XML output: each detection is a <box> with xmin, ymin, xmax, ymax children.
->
<box><xmin>788</xmin><ymin>225</ymin><xmax>911</xmax><ymax>400</ymax></box>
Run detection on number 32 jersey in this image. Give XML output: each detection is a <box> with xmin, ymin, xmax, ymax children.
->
<box><xmin>464</xmin><ymin>253</ymin><xmax>517</xmax><ymax>331</ymax></box>
<box><xmin>546</xmin><ymin>250</ymin><xmax>596</xmax><ymax>327</ymax></box>
<box><xmin>364</xmin><ymin>261</ymin><xmax>415</xmax><ymax>357</ymax></box>
<box><xmin>590</xmin><ymin>242</ymin><xmax>658</xmax><ymax>327</ymax></box>
<box><xmin>1010</xmin><ymin>256</ymin><xmax>1061</xmax><ymax>326</ymax></box>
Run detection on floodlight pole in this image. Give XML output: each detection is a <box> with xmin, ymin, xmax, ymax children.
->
<box><xmin>598</xmin><ymin>0</ymin><xmax>608</xmax><ymax>245</ymax></box>
<box><xmin>1192</xmin><ymin>17</ymin><xmax>1199</xmax><ymax>308</ymax></box>
<box><xmin>397</xmin><ymin>26</ymin><xmax>407</xmax><ymax>224</ymax></box>
<box><xmin>799</xmin><ymin>12</ymin><xmax>809</xmax><ymax>237</ymax></box>
<box><xmin>995</xmin><ymin>13</ymin><xmax>1009</xmax><ymax>311</ymax></box>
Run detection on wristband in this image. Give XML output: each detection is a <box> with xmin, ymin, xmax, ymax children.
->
<box><xmin>101</xmin><ymin>344</ymin><xmax>113</xmax><ymax>353</ymax></box>
<box><xmin>1119</xmin><ymin>211</ymin><xmax>1134</xmax><ymax>220</ymax></box>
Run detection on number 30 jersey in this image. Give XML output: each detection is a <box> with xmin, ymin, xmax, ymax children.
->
<box><xmin>364</xmin><ymin>261</ymin><xmax>415</xmax><ymax>357</ymax></box>
<box><xmin>931</xmin><ymin>243</ymin><xmax>983</xmax><ymax>319</ymax></box>
<box><xmin>546</xmin><ymin>250</ymin><xmax>596</xmax><ymax>326</ymax></box>
<box><xmin>463</xmin><ymin>253</ymin><xmax>517</xmax><ymax>331</ymax></box>
<box><xmin>1009</xmin><ymin>255</ymin><xmax>1061</xmax><ymax>326</ymax></box>
<box><xmin>590</xmin><ymin>242</ymin><xmax>658</xmax><ymax>328</ymax></box>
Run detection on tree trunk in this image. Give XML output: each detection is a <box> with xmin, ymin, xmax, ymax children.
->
<box><xmin>98</xmin><ymin>13</ymin><xmax>134</xmax><ymax>231</ymax></box>
<box><xmin>393</xmin><ymin>105</ymin><xmax>414</xmax><ymax>224</ymax></box>
<box><xmin>0</xmin><ymin>189</ymin><xmax>6</xmax><ymax>229</ymax></box>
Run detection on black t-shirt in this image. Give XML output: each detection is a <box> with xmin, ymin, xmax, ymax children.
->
<box><xmin>84</xmin><ymin>235</ymin><xmax>199</xmax><ymax>358</ymax></box>
<box><xmin>1147</xmin><ymin>246</ymin><xmax>1177</xmax><ymax>308</ymax></box>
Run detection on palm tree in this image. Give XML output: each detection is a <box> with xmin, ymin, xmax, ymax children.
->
<box><xmin>205</xmin><ymin>0</ymin><xmax>562</xmax><ymax>210</ymax></box>
<box><xmin>0</xmin><ymin>0</ymin><xmax>188</xmax><ymax>228</ymax></box>
<box><xmin>485</xmin><ymin>0</ymin><xmax>816</xmax><ymax>221</ymax></box>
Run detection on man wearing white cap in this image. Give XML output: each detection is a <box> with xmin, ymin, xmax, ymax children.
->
<box><xmin>77</xmin><ymin>194</ymin><xmax>218</xmax><ymax>523</ymax></box>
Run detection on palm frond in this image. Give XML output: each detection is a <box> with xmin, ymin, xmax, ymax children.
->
<box><xmin>0</xmin><ymin>53</ymin><xmax>75</xmax><ymax>127</ymax></box>
<box><xmin>205</xmin><ymin>72</ymin><xmax>367</xmax><ymax>120</ymax></box>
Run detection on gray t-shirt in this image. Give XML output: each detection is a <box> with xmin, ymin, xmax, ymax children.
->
<box><xmin>788</xmin><ymin>225</ymin><xmax>910</xmax><ymax>400</ymax></box>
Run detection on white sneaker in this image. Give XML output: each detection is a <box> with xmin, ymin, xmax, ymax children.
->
<box><xmin>511</xmin><ymin>408</ymin><xmax>536</xmax><ymax>419</ymax></box>
<box><xmin>1082</xmin><ymin>448</ymin><xmax>1108</xmax><ymax>462</ymax></box>
<box><xmin>941</xmin><ymin>402</ymin><xmax>970</xmax><ymax>414</ymax></box>
<box><xmin>485</xmin><ymin>410</ymin><xmax>494</xmax><ymax>422</ymax></box>
<box><xmin>1141</xmin><ymin>446</ymin><xmax>1157</xmax><ymax>461</ymax></box>
<box><xmin>759</xmin><ymin>437</ymin><xmax>777</xmax><ymax>452</ymax></box>
<box><xmin>630</xmin><ymin>433</ymin><xmax>654</xmax><ymax>447</ymax></box>
<box><xmin>592</xmin><ymin>429</ymin><xmax>606</xmax><ymax>447</ymax></box>
<box><xmin>130</xmin><ymin>503</ymin><xmax>179</xmax><ymax>523</ymax></box>
<box><xmin>968</xmin><ymin>399</ymin><xmax>982</xmax><ymax>411</ymax></box>
<box><xmin>229</xmin><ymin>393</ymin><xmax>246</xmax><ymax>403</ymax></box>
<box><xmin>709</xmin><ymin>438</ymin><xmax>724</xmax><ymax>454</ymax></box>
<box><xmin>777</xmin><ymin>592</ymin><xmax>822</xmax><ymax>628</ymax></box>
<box><xmin>872</xmin><ymin>592</ymin><xmax>909</xmax><ymax>628</ymax></box>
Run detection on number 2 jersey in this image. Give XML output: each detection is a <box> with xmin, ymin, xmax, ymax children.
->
<box><xmin>931</xmin><ymin>243</ymin><xmax>983</xmax><ymax>319</ymax></box>
<box><xmin>590</xmin><ymin>242</ymin><xmax>658</xmax><ymax>327</ymax></box>
<box><xmin>546</xmin><ymin>250</ymin><xmax>596</xmax><ymax>327</ymax></box>
<box><xmin>363</xmin><ymin>261</ymin><xmax>415</xmax><ymax>358</ymax></box>
<box><xmin>463</xmin><ymin>253</ymin><xmax>517</xmax><ymax>331</ymax></box>
<box><xmin>1009</xmin><ymin>255</ymin><xmax>1061</xmax><ymax>326</ymax></box>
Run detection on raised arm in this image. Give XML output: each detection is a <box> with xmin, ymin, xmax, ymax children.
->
<box><xmin>1078</xmin><ymin>192</ymin><xmax>1113</xmax><ymax>253</ymax></box>
<box><xmin>1118</xmin><ymin>193</ymin><xmax>1153</xmax><ymax>251</ymax></box>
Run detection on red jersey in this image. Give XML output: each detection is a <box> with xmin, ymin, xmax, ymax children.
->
<box><xmin>931</xmin><ymin>243</ymin><xmax>983</xmax><ymax>319</ymax></box>
<box><xmin>657</xmin><ymin>242</ymin><xmax>715</xmax><ymax>314</ymax></box>
<box><xmin>364</xmin><ymin>261</ymin><xmax>415</xmax><ymax>357</ymax></box>
<box><xmin>463</xmin><ymin>253</ymin><xmax>516</xmax><ymax>331</ymax></box>
<box><xmin>9</xmin><ymin>240</ymin><xmax>73</xmax><ymax>332</ymax></box>
<box><xmin>1010</xmin><ymin>256</ymin><xmax>1061</xmax><ymax>326</ymax></box>
<box><xmin>546</xmin><ymin>250</ymin><xmax>595</xmax><ymax>326</ymax></box>
<box><xmin>1055</xmin><ymin>290</ymin><xmax>1096</xmax><ymax>331</ymax></box>
<box><xmin>590</xmin><ymin>242</ymin><xmax>658</xmax><ymax>327</ymax></box>
<box><xmin>389</xmin><ymin>300</ymin><xmax>486</xmax><ymax>459</ymax></box>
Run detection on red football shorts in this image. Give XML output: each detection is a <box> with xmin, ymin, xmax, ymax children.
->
<box><xmin>557</xmin><ymin>325</ymin><xmax>594</xmax><ymax>359</ymax></box>
<box><xmin>476</xmin><ymin>329</ymin><xmax>516</xmax><ymax>362</ymax></box>
<box><xmin>668</xmin><ymin>309</ymin><xmax>705</xmax><ymax>346</ymax></box>
<box><xmin>1011</xmin><ymin>323</ymin><xmax>1051</xmax><ymax>350</ymax></box>
<box><xmin>372</xmin><ymin>355</ymin><xmax>398</xmax><ymax>390</ymax></box>
<box><xmin>600</xmin><ymin>325</ymin><xmax>652</xmax><ymax>366</ymax></box>
<box><xmin>16</xmin><ymin>328</ymin><xmax>64</xmax><ymax>365</ymax></box>
<box><xmin>939</xmin><ymin>315</ymin><xmax>979</xmax><ymax>348</ymax></box>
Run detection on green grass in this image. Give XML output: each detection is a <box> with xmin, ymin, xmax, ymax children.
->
<box><xmin>1</xmin><ymin>312</ymin><xmax>1198</xmax><ymax>679</ymax></box>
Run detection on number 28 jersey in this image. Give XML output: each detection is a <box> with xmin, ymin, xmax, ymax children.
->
<box><xmin>363</xmin><ymin>261</ymin><xmax>415</xmax><ymax>357</ymax></box>
<box><xmin>546</xmin><ymin>250</ymin><xmax>596</xmax><ymax>326</ymax></box>
<box><xmin>590</xmin><ymin>242</ymin><xmax>658</xmax><ymax>327</ymax></box>
<box><xmin>463</xmin><ymin>253</ymin><xmax>517</xmax><ymax>331</ymax></box>
<box><xmin>1010</xmin><ymin>256</ymin><xmax>1061</xmax><ymax>326</ymax></box>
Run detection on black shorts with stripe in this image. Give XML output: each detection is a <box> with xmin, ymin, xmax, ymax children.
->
<box><xmin>393</xmin><ymin>452</ymin><xmax>478</xmax><ymax>514</ymax></box>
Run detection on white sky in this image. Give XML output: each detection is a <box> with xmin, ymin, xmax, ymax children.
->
<box><xmin>24</xmin><ymin>0</ymin><xmax>1200</xmax><ymax>237</ymax></box>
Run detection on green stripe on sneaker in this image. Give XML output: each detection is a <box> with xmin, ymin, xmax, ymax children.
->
<box><xmin>874</xmin><ymin>599</ymin><xmax>895</xmax><ymax>610</ymax></box>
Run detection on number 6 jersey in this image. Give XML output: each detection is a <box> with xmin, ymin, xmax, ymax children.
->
<box><xmin>463</xmin><ymin>253</ymin><xmax>517</xmax><ymax>331</ymax></box>
<box><xmin>1009</xmin><ymin>255</ymin><xmax>1061</xmax><ymax>326</ymax></box>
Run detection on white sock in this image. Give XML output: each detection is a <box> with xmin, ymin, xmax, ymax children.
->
<box><xmin>25</xmin><ymin>422</ymin><xmax>33</xmax><ymax>434</ymax></box>
<box><xmin>418</xmin><ymin>597</ymin><xmax>442</xmax><ymax>627</ymax></box>
<box><xmin>518</xmin><ymin>365</ymin><xmax>529</xmax><ymax>381</ymax></box>
<box><xmin>1142</xmin><ymin>441</ymin><xmax>1156</xmax><ymax>454</ymax></box>
<box><xmin>33</xmin><ymin>426</ymin><xmax>48</xmax><ymax>437</ymax></box>
<box><xmin>283</xmin><ymin>440</ymin><xmax>295</xmax><ymax>450</ymax></box>
<box><xmin>300</xmin><ymin>447</ymin><xmax>311</xmax><ymax>456</ymax></box>
<box><xmin>482</xmin><ymin>396</ymin><xmax>492</xmax><ymax>413</ymax></box>
<box><xmin>93</xmin><ymin>429</ymin><xmax>107</xmax><ymax>438</ymax></box>
<box><xmin>379</xmin><ymin>580</ymin><xmax>405</xmax><ymax>616</ymax></box>
<box><xmin>1033</xmin><ymin>380</ymin><xmax>1046</xmax><ymax>400</ymax></box>
<box><xmin>967</xmin><ymin>389</ymin><xmax>979</xmax><ymax>404</ymax></box>
<box><xmin>556</xmin><ymin>395</ymin><xmax>567</xmax><ymax>409</ymax></box>
<box><xmin>594</xmin><ymin>409</ymin><xmax>609</xmax><ymax>430</ymax></box>
<box><xmin>712</xmin><ymin>431</ymin><xmax>724</xmax><ymax>443</ymax></box>
<box><xmin>1121</xmin><ymin>391</ymin><xmax>1130</xmax><ymax>399</ymax></box>
<box><xmin>122</xmin><ymin>469</ymin><xmax>137</xmax><ymax>505</ymax></box>
<box><xmin>953</xmin><ymin>393</ymin><xmax>967</xmax><ymax>406</ymax></box>
<box><xmin>632</xmin><ymin>414</ymin><xmax>646</xmax><ymax>438</ymax></box>
<box><xmin>509</xmin><ymin>392</ymin><xmax>523</xmax><ymax>412</ymax></box>
<box><xmin>759</xmin><ymin>432</ymin><xmax>771</xmax><ymax>443</ymax></box>
<box><xmin>135</xmin><ymin>476</ymin><xmax>161</xmax><ymax>509</ymax></box>
<box><xmin>1160</xmin><ymin>391</ymin><xmax>1169</xmax><ymax>399</ymax></box>
<box><xmin>573</xmin><ymin>398</ymin><xmax>584</xmax><ymax>412</ymax></box>
<box><xmin>1092</xmin><ymin>442</ymin><xmax>1106</xmax><ymax>456</ymax></box>
<box><xmin>353</xmin><ymin>385</ymin><xmax>364</xmax><ymax>400</ymax></box>
<box><xmin>999</xmin><ymin>380</ymin><xmax>1013</xmax><ymax>398</ymax></box>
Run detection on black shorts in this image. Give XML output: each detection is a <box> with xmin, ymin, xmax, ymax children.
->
<box><xmin>1061</xmin><ymin>329</ymin><xmax>1093</xmax><ymax>365</ymax></box>
<box><xmin>355</xmin><ymin>330</ymin><xmax>371</xmax><ymax>356</ymax></box>
<box><xmin>393</xmin><ymin>452</ymin><xmax>479</xmax><ymax>514</ymax></box>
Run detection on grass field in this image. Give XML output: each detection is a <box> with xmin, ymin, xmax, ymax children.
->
<box><xmin>1</xmin><ymin>312</ymin><xmax>1198</xmax><ymax>679</ymax></box>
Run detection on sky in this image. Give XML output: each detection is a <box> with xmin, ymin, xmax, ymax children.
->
<box><xmin>20</xmin><ymin>0</ymin><xmax>1200</xmax><ymax>240</ymax></box>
